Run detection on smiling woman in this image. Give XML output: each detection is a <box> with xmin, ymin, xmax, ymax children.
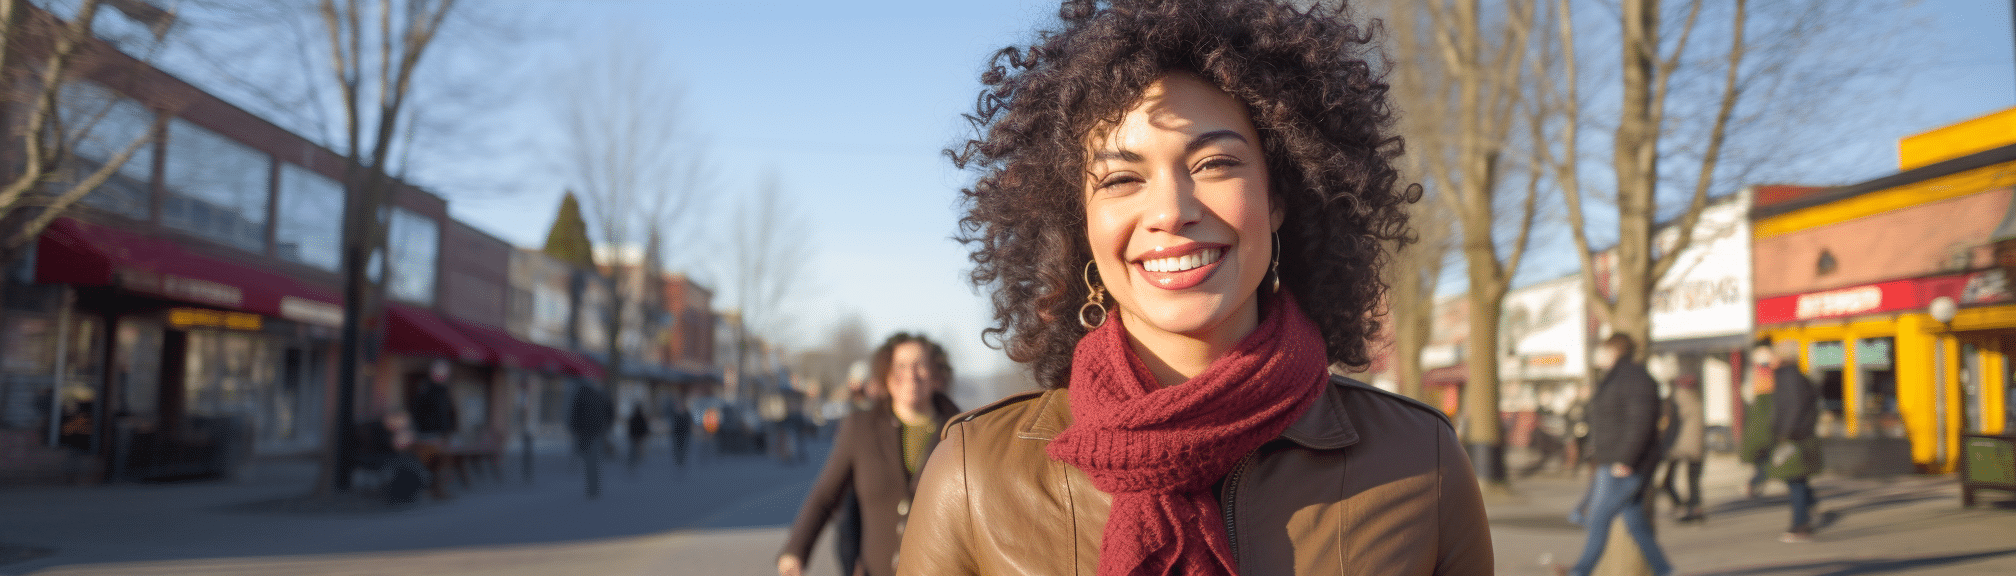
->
<box><xmin>898</xmin><ymin>1</ymin><xmax>1493</xmax><ymax>575</ymax></box>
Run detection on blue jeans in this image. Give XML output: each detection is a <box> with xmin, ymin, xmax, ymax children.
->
<box><xmin>1785</xmin><ymin>477</ymin><xmax>1817</xmax><ymax>530</ymax></box>
<box><xmin>1569</xmin><ymin>471</ymin><xmax>1673</xmax><ymax>576</ymax></box>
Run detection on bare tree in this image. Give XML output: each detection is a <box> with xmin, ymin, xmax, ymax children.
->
<box><xmin>0</xmin><ymin>0</ymin><xmax>161</xmax><ymax>259</ymax></box>
<box><xmin>554</xmin><ymin>32</ymin><xmax>712</xmax><ymax>390</ymax></box>
<box><xmin>725</xmin><ymin>173</ymin><xmax>811</xmax><ymax>399</ymax></box>
<box><xmin>1377</xmin><ymin>0</ymin><xmax>1546</xmax><ymax>486</ymax></box>
<box><xmin>311</xmin><ymin>0</ymin><xmax>459</xmax><ymax>493</ymax></box>
<box><xmin>1543</xmin><ymin>0</ymin><xmax>1908</xmax><ymax>357</ymax></box>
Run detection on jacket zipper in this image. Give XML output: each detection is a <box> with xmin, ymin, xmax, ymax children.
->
<box><xmin>1220</xmin><ymin>452</ymin><xmax>1256</xmax><ymax>564</ymax></box>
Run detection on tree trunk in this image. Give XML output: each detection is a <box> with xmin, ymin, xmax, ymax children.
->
<box><xmin>1461</xmin><ymin>240</ymin><xmax>1508</xmax><ymax>486</ymax></box>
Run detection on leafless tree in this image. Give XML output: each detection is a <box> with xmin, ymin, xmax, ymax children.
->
<box><xmin>554</xmin><ymin>32</ymin><xmax>713</xmax><ymax>389</ymax></box>
<box><xmin>1541</xmin><ymin>0</ymin><xmax>1905</xmax><ymax>360</ymax></box>
<box><xmin>1375</xmin><ymin>0</ymin><xmax>1546</xmax><ymax>486</ymax></box>
<box><xmin>726</xmin><ymin>173</ymin><xmax>812</xmax><ymax>390</ymax></box>
<box><xmin>305</xmin><ymin>0</ymin><xmax>459</xmax><ymax>493</ymax></box>
<box><xmin>0</xmin><ymin>0</ymin><xmax>162</xmax><ymax>259</ymax></box>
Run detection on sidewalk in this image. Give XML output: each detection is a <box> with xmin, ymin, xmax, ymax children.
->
<box><xmin>1488</xmin><ymin>453</ymin><xmax>2016</xmax><ymax>576</ymax></box>
<box><xmin>0</xmin><ymin>439</ymin><xmax>843</xmax><ymax>576</ymax></box>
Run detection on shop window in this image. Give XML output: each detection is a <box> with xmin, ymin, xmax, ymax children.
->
<box><xmin>1808</xmin><ymin>341</ymin><xmax>1847</xmax><ymax>436</ymax></box>
<box><xmin>1855</xmin><ymin>337</ymin><xmax>1901</xmax><ymax>438</ymax></box>
<box><xmin>0</xmin><ymin>312</ymin><xmax>58</xmax><ymax>432</ymax></box>
<box><xmin>182</xmin><ymin>330</ymin><xmax>283</xmax><ymax>452</ymax></box>
<box><xmin>275</xmin><ymin>164</ymin><xmax>345</xmax><ymax>271</ymax></box>
<box><xmin>162</xmin><ymin>118</ymin><xmax>270</xmax><ymax>252</ymax></box>
<box><xmin>386</xmin><ymin>207</ymin><xmax>439</xmax><ymax>305</ymax></box>
<box><xmin>54</xmin><ymin>81</ymin><xmax>155</xmax><ymax>220</ymax></box>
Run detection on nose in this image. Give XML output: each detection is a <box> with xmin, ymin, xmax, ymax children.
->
<box><xmin>1140</xmin><ymin>169</ymin><xmax>1202</xmax><ymax>234</ymax></box>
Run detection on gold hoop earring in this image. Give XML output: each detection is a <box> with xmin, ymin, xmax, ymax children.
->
<box><xmin>1268</xmin><ymin>231</ymin><xmax>1282</xmax><ymax>293</ymax></box>
<box><xmin>1079</xmin><ymin>260</ymin><xmax>1108</xmax><ymax>329</ymax></box>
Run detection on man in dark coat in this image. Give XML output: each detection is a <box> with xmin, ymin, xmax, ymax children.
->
<box><xmin>1562</xmin><ymin>333</ymin><xmax>1673</xmax><ymax>576</ymax></box>
<box><xmin>568</xmin><ymin>381</ymin><xmax>615</xmax><ymax>498</ymax></box>
<box><xmin>1764</xmin><ymin>341</ymin><xmax>1823</xmax><ymax>542</ymax></box>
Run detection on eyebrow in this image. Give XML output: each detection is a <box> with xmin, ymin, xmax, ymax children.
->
<box><xmin>1090</xmin><ymin>129</ymin><xmax>1250</xmax><ymax>163</ymax></box>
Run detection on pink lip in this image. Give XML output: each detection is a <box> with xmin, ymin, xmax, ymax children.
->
<box><xmin>1131</xmin><ymin>242</ymin><xmax>1229</xmax><ymax>291</ymax></box>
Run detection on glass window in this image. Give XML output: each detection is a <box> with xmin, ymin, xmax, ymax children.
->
<box><xmin>386</xmin><ymin>207</ymin><xmax>439</xmax><ymax>305</ymax></box>
<box><xmin>162</xmin><ymin>118</ymin><xmax>269</xmax><ymax>252</ymax></box>
<box><xmin>1855</xmin><ymin>337</ymin><xmax>1900</xmax><ymax>438</ymax></box>
<box><xmin>55</xmin><ymin>81</ymin><xmax>155</xmax><ymax>219</ymax></box>
<box><xmin>274</xmin><ymin>164</ymin><xmax>344</xmax><ymax>271</ymax></box>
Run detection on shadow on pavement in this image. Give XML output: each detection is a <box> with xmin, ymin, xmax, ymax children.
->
<box><xmin>1692</xmin><ymin>548</ymin><xmax>2016</xmax><ymax>576</ymax></box>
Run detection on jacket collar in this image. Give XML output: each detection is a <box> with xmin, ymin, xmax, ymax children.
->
<box><xmin>1017</xmin><ymin>376</ymin><xmax>1359</xmax><ymax>450</ymax></box>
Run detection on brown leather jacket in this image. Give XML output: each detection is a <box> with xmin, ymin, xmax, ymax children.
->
<box><xmin>783</xmin><ymin>394</ymin><xmax>962</xmax><ymax>576</ymax></box>
<box><xmin>896</xmin><ymin>376</ymin><xmax>1493</xmax><ymax>575</ymax></box>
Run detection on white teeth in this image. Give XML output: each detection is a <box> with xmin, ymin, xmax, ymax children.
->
<box><xmin>1142</xmin><ymin>248</ymin><xmax>1221</xmax><ymax>273</ymax></box>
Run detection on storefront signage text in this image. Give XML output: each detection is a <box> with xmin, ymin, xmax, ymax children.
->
<box><xmin>168</xmin><ymin>308</ymin><xmax>263</xmax><ymax>331</ymax></box>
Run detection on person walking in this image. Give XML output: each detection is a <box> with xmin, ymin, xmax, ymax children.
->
<box><xmin>626</xmin><ymin>404</ymin><xmax>651</xmax><ymax>474</ymax></box>
<box><xmin>1560</xmin><ymin>333</ymin><xmax>1673</xmax><ymax>576</ymax></box>
<box><xmin>666</xmin><ymin>396</ymin><xmax>692</xmax><ymax>477</ymax></box>
<box><xmin>1661</xmin><ymin>375</ymin><xmax>1707</xmax><ymax>522</ymax></box>
<box><xmin>1740</xmin><ymin>340</ymin><xmax>1779</xmax><ymax>499</ymax></box>
<box><xmin>1762</xmin><ymin>340</ymin><xmax>1824</xmax><ymax>542</ymax></box>
<box><xmin>778</xmin><ymin>333</ymin><xmax>960</xmax><ymax>576</ymax></box>
<box><xmin>567</xmin><ymin>380</ymin><xmax>615</xmax><ymax>499</ymax></box>
<box><xmin>407</xmin><ymin>366</ymin><xmax>459</xmax><ymax>500</ymax></box>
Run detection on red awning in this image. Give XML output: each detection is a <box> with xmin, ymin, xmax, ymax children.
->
<box><xmin>547</xmin><ymin>348</ymin><xmax>605</xmax><ymax>380</ymax></box>
<box><xmin>442</xmin><ymin>317</ymin><xmax>604</xmax><ymax>379</ymax></box>
<box><xmin>37</xmin><ymin>217</ymin><xmax>344</xmax><ymax>326</ymax></box>
<box><xmin>384</xmin><ymin>304</ymin><xmax>488</xmax><ymax>363</ymax></box>
<box><xmin>446</xmin><ymin>318</ymin><xmax>547</xmax><ymax>370</ymax></box>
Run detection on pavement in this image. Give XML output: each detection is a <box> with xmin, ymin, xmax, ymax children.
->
<box><xmin>1488</xmin><ymin>453</ymin><xmax>2016</xmax><ymax>576</ymax></box>
<box><xmin>2</xmin><ymin>440</ymin><xmax>2013</xmax><ymax>576</ymax></box>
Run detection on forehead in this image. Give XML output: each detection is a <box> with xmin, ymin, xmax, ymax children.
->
<box><xmin>1087</xmin><ymin>71</ymin><xmax>1256</xmax><ymax>153</ymax></box>
<box><xmin>891</xmin><ymin>341</ymin><xmax>929</xmax><ymax>361</ymax></box>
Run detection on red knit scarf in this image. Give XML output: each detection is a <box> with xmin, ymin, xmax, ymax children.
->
<box><xmin>1047</xmin><ymin>292</ymin><xmax>1329</xmax><ymax>576</ymax></box>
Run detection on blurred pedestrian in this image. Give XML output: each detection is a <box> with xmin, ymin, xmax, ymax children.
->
<box><xmin>568</xmin><ymin>380</ymin><xmax>615</xmax><ymax>499</ymax></box>
<box><xmin>627</xmin><ymin>404</ymin><xmax>651</xmax><ymax>474</ymax></box>
<box><xmin>1661</xmin><ymin>375</ymin><xmax>1707</xmax><ymax>522</ymax></box>
<box><xmin>778</xmin><ymin>333</ymin><xmax>959</xmax><ymax>576</ymax></box>
<box><xmin>408</xmin><ymin>362</ymin><xmax>459</xmax><ymax>500</ymax></box>
<box><xmin>898</xmin><ymin>2</ymin><xmax>1493</xmax><ymax>573</ymax></box>
<box><xmin>1560</xmin><ymin>333</ymin><xmax>1673</xmax><ymax>576</ymax></box>
<box><xmin>666</xmin><ymin>395</ymin><xmax>692</xmax><ymax>476</ymax></box>
<box><xmin>1760</xmin><ymin>340</ymin><xmax>1824</xmax><ymax>542</ymax></box>
<box><xmin>355</xmin><ymin>411</ymin><xmax>429</xmax><ymax>504</ymax></box>
<box><xmin>1740</xmin><ymin>339</ymin><xmax>1779</xmax><ymax>499</ymax></box>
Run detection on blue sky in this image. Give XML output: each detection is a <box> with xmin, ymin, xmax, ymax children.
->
<box><xmin>114</xmin><ymin>0</ymin><xmax>2016</xmax><ymax>388</ymax></box>
<box><xmin>436</xmin><ymin>0</ymin><xmax>2016</xmax><ymax>384</ymax></box>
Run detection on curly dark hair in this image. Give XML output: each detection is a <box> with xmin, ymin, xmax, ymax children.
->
<box><xmin>951</xmin><ymin>0</ymin><xmax>1416</xmax><ymax>389</ymax></box>
<box><xmin>870</xmin><ymin>332</ymin><xmax>953</xmax><ymax>391</ymax></box>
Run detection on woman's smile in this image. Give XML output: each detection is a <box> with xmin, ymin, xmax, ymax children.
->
<box><xmin>1134</xmin><ymin>243</ymin><xmax>1226</xmax><ymax>290</ymax></box>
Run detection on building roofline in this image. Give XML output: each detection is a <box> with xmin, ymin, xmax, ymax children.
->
<box><xmin>1750</xmin><ymin>142</ymin><xmax>2016</xmax><ymax>220</ymax></box>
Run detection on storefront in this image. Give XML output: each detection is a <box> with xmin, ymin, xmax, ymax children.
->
<box><xmin>1648</xmin><ymin>189</ymin><xmax>1755</xmax><ymax>451</ymax></box>
<box><xmin>15</xmin><ymin>217</ymin><xmax>346</xmax><ymax>480</ymax></box>
<box><xmin>1500</xmin><ymin>275</ymin><xmax>1591</xmax><ymax>449</ymax></box>
<box><xmin>1752</xmin><ymin>109</ymin><xmax>2016</xmax><ymax>473</ymax></box>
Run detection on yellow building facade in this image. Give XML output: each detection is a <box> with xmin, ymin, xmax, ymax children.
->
<box><xmin>1752</xmin><ymin>108</ymin><xmax>2016</xmax><ymax>473</ymax></box>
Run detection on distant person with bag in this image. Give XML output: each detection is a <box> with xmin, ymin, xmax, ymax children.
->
<box><xmin>1761</xmin><ymin>340</ymin><xmax>1824</xmax><ymax>542</ymax></box>
<box><xmin>1741</xmin><ymin>340</ymin><xmax>1779</xmax><ymax>499</ymax></box>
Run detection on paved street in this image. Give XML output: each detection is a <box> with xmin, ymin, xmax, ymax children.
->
<box><xmin>1</xmin><ymin>438</ymin><xmax>845</xmax><ymax>576</ymax></box>
<box><xmin>3</xmin><ymin>442</ymin><xmax>2014</xmax><ymax>576</ymax></box>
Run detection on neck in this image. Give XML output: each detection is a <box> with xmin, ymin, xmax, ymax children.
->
<box><xmin>892</xmin><ymin>398</ymin><xmax>935</xmax><ymax>426</ymax></box>
<box><xmin>1118</xmin><ymin>294</ymin><xmax>1263</xmax><ymax>388</ymax></box>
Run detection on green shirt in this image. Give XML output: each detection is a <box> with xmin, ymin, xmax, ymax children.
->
<box><xmin>901</xmin><ymin>421</ymin><xmax>937</xmax><ymax>475</ymax></box>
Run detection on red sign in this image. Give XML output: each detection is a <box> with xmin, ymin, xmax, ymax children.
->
<box><xmin>1756</xmin><ymin>275</ymin><xmax>1973</xmax><ymax>324</ymax></box>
